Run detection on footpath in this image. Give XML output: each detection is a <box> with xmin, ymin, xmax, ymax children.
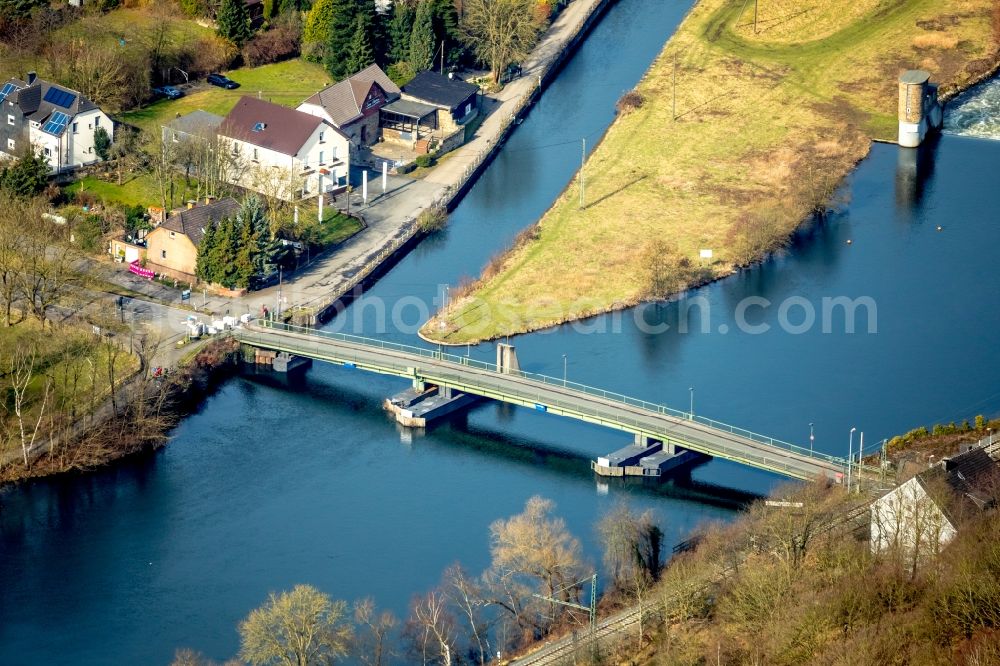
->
<box><xmin>137</xmin><ymin>0</ymin><xmax>614</xmax><ymax>323</ymax></box>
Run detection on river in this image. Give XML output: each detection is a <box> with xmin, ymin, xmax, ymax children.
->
<box><xmin>3</xmin><ymin>2</ymin><xmax>1000</xmax><ymax>663</ymax></box>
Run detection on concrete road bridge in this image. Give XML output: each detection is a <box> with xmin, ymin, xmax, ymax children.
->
<box><xmin>233</xmin><ymin>321</ymin><xmax>858</xmax><ymax>482</ymax></box>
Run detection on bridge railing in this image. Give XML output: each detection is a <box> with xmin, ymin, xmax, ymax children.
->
<box><xmin>247</xmin><ymin>320</ymin><xmax>849</xmax><ymax>469</ymax></box>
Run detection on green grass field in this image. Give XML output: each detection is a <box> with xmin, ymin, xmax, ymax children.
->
<box><xmin>422</xmin><ymin>0</ymin><xmax>998</xmax><ymax>344</ymax></box>
<box><xmin>64</xmin><ymin>174</ymin><xmax>201</xmax><ymax>209</ymax></box>
<box><xmin>122</xmin><ymin>59</ymin><xmax>334</xmax><ymax>134</ymax></box>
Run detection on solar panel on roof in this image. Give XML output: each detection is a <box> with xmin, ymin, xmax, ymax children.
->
<box><xmin>0</xmin><ymin>83</ymin><xmax>19</xmax><ymax>104</ymax></box>
<box><xmin>43</xmin><ymin>87</ymin><xmax>77</xmax><ymax>109</ymax></box>
<box><xmin>42</xmin><ymin>111</ymin><xmax>69</xmax><ymax>136</ymax></box>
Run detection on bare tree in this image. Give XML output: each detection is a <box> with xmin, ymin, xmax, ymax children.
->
<box><xmin>0</xmin><ymin>193</ymin><xmax>27</xmax><ymax>326</ymax></box>
<box><xmin>442</xmin><ymin>563</ymin><xmax>491</xmax><ymax>664</ymax></box>
<box><xmin>488</xmin><ymin>496</ymin><xmax>584</xmax><ymax>634</ymax></box>
<box><xmin>7</xmin><ymin>343</ymin><xmax>52</xmax><ymax>468</ymax></box>
<box><xmin>463</xmin><ymin>0</ymin><xmax>539</xmax><ymax>85</ymax></box>
<box><xmin>238</xmin><ymin>585</ymin><xmax>353</xmax><ymax>666</ymax></box>
<box><xmin>353</xmin><ymin>597</ymin><xmax>396</xmax><ymax>666</ymax></box>
<box><xmin>405</xmin><ymin>590</ymin><xmax>457</xmax><ymax>665</ymax></box>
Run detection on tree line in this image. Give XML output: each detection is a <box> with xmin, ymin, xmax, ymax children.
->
<box><xmin>170</xmin><ymin>494</ymin><xmax>666</xmax><ymax>664</ymax></box>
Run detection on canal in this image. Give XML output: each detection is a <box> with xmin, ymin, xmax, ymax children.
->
<box><xmin>4</xmin><ymin>6</ymin><xmax>1000</xmax><ymax>666</ymax></box>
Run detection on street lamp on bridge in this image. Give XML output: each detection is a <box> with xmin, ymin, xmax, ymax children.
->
<box><xmin>847</xmin><ymin>427</ymin><xmax>857</xmax><ymax>492</ymax></box>
<box><xmin>689</xmin><ymin>387</ymin><xmax>694</xmax><ymax>420</ymax></box>
<box><xmin>809</xmin><ymin>422</ymin><xmax>814</xmax><ymax>453</ymax></box>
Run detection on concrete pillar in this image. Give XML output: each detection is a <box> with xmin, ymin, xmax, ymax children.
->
<box><xmin>898</xmin><ymin>70</ymin><xmax>930</xmax><ymax>148</ymax></box>
<box><xmin>293</xmin><ymin>206</ymin><xmax>299</xmax><ymax>225</ymax></box>
<box><xmin>382</xmin><ymin>161</ymin><xmax>388</xmax><ymax>193</ymax></box>
<box><xmin>318</xmin><ymin>174</ymin><xmax>324</xmax><ymax>221</ymax></box>
<box><xmin>362</xmin><ymin>169</ymin><xmax>368</xmax><ymax>204</ymax></box>
<box><xmin>496</xmin><ymin>343</ymin><xmax>520</xmax><ymax>374</ymax></box>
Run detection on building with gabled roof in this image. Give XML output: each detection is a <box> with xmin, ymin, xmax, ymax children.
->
<box><xmin>297</xmin><ymin>64</ymin><xmax>400</xmax><ymax>152</ymax></box>
<box><xmin>218</xmin><ymin>96</ymin><xmax>350</xmax><ymax>201</ymax></box>
<box><xmin>0</xmin><ymin>72</ymin><xmax>113</xmax><ymax>173</ymax></box>
<box><xmin>871</xmin><ymin>439</ymin><xmax>1000</xmax><ymax>561</ymax></box>
<box><xmin>400</xmin><ymin>70</ymin><xmax>479</xmax><ymax>133</ymax></box>
<box><xmin>145</xmin><ymin>197</ymin><xmax>241</xmax><ymax>282</ymax></box>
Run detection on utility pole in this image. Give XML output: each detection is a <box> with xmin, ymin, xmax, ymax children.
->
<box><xmin>440</xmin><ymin>41</ymin><xmax>445</xmax><ymax>76</ymax></box>
<box><xmin>579</xmin><ymin>138</ymin><xmax>586</xmax><ymax>209</ymax></box>
<box><xmin>533</xmin><ymin>574</ymin><xmax>597</xmax><ymax>640</ymax></box>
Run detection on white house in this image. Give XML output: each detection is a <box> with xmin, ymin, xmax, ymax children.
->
<box><xmin>218</xmin><ymin>96</ymin><xmax>350</xmax><ymax>202</ymax></box>
<box><xmin>871</xmin><ymin>445</ymin><xmax>998</xmax><ymax>560</ymax></box>
<box><xmin>0</xmin><ymin>73</ymin><xmax>113</xmax><ymax>174</ymax></box>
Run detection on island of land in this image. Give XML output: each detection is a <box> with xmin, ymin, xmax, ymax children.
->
<box><xmin>422</xmin><ymin>0</ymin><xmax>1000</xmax><ymax>344</ymax></box>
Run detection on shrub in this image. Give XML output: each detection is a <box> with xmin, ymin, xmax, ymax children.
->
<box><xmin>74</xmin><ymin>215</ymin><xmax>105</xmax><ymax>252</ymax></box>
<box><xmin>387</xmin><ymin>61</ymin><xmax>416</xmax><ymax>87</ymax></box>
<box><xmin>616</xmin><ymin>89</ymin><xmax>644</xmax><ymax>114</ymax></box>
<box><xmin>396</xmin><ymin>162</ymin><xmax>416</xmax><ymax>175</ymax></box>
<box><xmin>242</xmin><ymin>14</ymin><xmax>302</xmax><ymax>67</ymax></box>
<box><xmin>416</xmin><ymin>206</ymin><xmax>447</xmax><ymax>233</ymax></box>
<box><xmin>414</xmin><ymin>153</ymin><xmax>436</xmax><ymax>169</ymax></box>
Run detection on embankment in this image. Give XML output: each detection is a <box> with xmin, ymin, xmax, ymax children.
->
<box><xmin>422</xmin><ymin>0</ymin><xmax>1000</xmax><ymax>344</ymax></box>
<box><xmin>0</xmin><ymin>338</ymin><xmax>241</xmax><ymax>486</ymax></box>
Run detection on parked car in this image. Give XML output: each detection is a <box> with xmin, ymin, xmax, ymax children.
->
<box><xmin>152</xmin><ymin>86</ymin><xmax>184</xmax><ymax>100</ymax></box>
<box><xmin>207</xmin><ymin>73</ymin><xmax>239</xmax><ymax>90</ymax></box>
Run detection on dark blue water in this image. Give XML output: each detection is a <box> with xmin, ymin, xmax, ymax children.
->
<box><xmin>5</xmin><ymin>5</ymin><xmax>1000</xmax><ymax>665</ymax></box>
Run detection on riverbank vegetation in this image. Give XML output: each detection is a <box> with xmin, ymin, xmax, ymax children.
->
<box><xmin>422</xmin><ymin>0</ymin><xmax>1000</xmax><ymax>343</ymax></box>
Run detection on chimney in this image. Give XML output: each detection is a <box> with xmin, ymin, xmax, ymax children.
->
<box><xmin>186</xmin><ymin>200</ymin><xmax>196</xmax><ymax>210</ymax></box>
<box><xmin>27</xmin><ymin>71</ymin><xmax>37</xmax><ymax>86</ymax></box>
<box><xmin>204</xmin><ymin>195</ymin><xmax>215</xmax><ymax>205</ymax></box>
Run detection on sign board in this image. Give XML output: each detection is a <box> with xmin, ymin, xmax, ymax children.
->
<box><xmin>181</xmin><ymin>289</ymin><xmax>191</xmax><ymax>301</ymax></box>
<box><xmin>128</xmin><ymin>260</ymin><xmax>154</xmax><ymax>279</ymax></box>
<box><xmin>699</xmin><ymin>249</ymin><xmax>714</xmax><ymax>259</ymax></box>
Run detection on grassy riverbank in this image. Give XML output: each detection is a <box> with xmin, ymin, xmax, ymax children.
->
<box><xmin>422</xmin><ymin>0</ymin><xmax>1000</xmax><ymax>344</ymax></box>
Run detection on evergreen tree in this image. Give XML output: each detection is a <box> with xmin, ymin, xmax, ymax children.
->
<box><xmin>94</xmin><ymin>127</ymin><xmax>112</xmax><ymax>162</ymax></box>
<box><xmin>388</xmin><ymin>1</ymin><xmax>413</xmax><ymax>64</ymax></box>
<box><xmin>322</xmin><ymin>0</ymin><xmax>363</xmax><ymax>79</ymax></box>
<box><xmin>409</xmin><ymin>0</ymin><xmax>435</xmax><ymax>71</ymax></box>
<box><xmin>369</xmin><ymin>3</ymin><xmax>391</xmax><ymax>67</ymax></box>
<box><xmin>216</xmin><ymin>0</ymin><xmax>254</xmax><ymax>47</ymax></box>
<box><xmin>346</xmin><ymin>14</ymin><xmax>374</xmax><ymax>74</ymax></box>
<box><xmin>0</xmin><ymin>148</ymin><xmax>49</xmax><ymax>198</ymax></box>
<box><xmin>303</xmin><ymin>0</ymin><xmax>336</xmax><ymax>53</ymax></box>
<box><xmin>196</xmin><ymin>221</ymin><xmax>219</xmax><ymax>284</ymax></box>
<box><xmin>234</xmin><ymin>216</ymin><xmax>256</xmax><ymax>289</ymax></box>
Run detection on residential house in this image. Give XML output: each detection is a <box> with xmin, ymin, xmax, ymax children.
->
<box><xmin>0</xmin><ymin>72</ymin><xmax>113</xmax><ymax>173</ymax></box>
<box><xmin>218</xmin><ymin>96</ymin><xmax>349</xmax><ymax>201</ymax></box>
<box><xmin>162</xmin><ymin>110</ymin><xmax>224</xmax><ymax>146</ymax></box>
<box><xmin>871</xmin><ymin>442</ymin><xmax>999</xmax><ymax>561</ymax></box>
<box><xmin>145</xmin><ymin>197</ymin><xmax>241</xmax><ymax>283</ymax></box>
<box><xmin>399</xmin><ymin>71</ymin><xmax>479</xmax><ymax>135</ymax></box>
<box><xmin>297</xmin><ymin>64</ymin><xmax>400</xmax><ymax>153</ymax></box>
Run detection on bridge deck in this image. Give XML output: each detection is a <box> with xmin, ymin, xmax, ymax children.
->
<box><xmin>233</xmin><ymin>322</ymin><xmax>851</xmax><ymax>481</ymax></box>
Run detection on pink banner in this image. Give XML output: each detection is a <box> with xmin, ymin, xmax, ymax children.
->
<box><xmin>129</xmin><ymin>260</ymin><xmax>154</xmax><ymax>279</ymax></box>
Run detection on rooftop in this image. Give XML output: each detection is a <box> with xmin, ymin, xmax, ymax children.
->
<box><xmin>300</xmin><ymin>64</ymin><xmax>400</xmax><ymax>127</ymax></box>
<box><xmin>161</xmin><ymin>198</ymin><xmax>241</xmax><ymax>246</ymax></box>
<box><xmin>401</xmin><ymin>71</ymin><xmax>479</xmax><ymax>112</ymax></box>
<box><xmin>165</xmin><ymin>110</ymin><xmax>224</xmax><ymax>136</ymax></box>
<box><xmin>381</xmin><ymin>98</ymin><xmax>438</xmax><ymax>120</ymax></box>
<box><xmin>219</xmin><ymin>97</ymin><xmax>330</xmax><ymax>157</ymax></box>
<box><xmin>1</xmin><ymin>75</ymin><xmax>99</xmax><ymax>136</ymax></box>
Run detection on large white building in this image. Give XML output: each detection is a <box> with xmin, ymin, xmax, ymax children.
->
<box><xmin>218</xmin><ymin>96</ymin><xmax>350</xmax><ymax>202</ymax></box>
<box><xmin>0</xmin><ymin>73</ymin><xmax>113</xmax><ymax>174</ymax></box>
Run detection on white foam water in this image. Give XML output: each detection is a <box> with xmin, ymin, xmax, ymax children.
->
<box><xmin>943</xmin><ymin>76</ymin><xmax>1000</xmax><ymax>140</ymax></box>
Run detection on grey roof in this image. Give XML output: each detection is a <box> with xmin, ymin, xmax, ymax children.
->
<box><xmin>165</xmin><ymin>110</ymin><xmax>224</xmax><ymax>136</ymax></box>
<box><xmin>900</xmin><ymin>70</ymin><xmax>931</xmax><ymax>85</ymax></box>
<box><xmin>381</xmin><ymin>98</ymin><xmax>438</xmax><ymax>119</ymax></box>
<box><xmin>162</xmin><ymin>198</ymin><xmax>241</xmax><ymax>246</ymax></box>
<box><xmin>917</xmin><ymin>446</ymin><xmax>1000</xmax><ymax>526</ymax></box>
<box><xmin>3</xmin><ymin>77</ymin><xmax>99</xmax><ymax>136</ymax></box>
<box><xmin>300</xmin><ymin>64</ymin><xmax>400</xmax><ymax>127</ymax></box>
<box><xmin>220</xmin><ymin>97</ymin><xmax>328</xmax><ymax>157</ymax></box>
<box><xmin>401</xmin><ymin>71</ymin><xmax>478</xmax><ymax>112</ymax></box>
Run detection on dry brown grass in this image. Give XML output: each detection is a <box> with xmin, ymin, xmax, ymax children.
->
<box><xmin>422</xmin><ymin>0</ymin><xmax>999</xmax><ymax>344</ymax></box>
<box><xmin>913</xmin><ymin>32</ymin><xmax>961</xmax><ymax>49</ymax></box>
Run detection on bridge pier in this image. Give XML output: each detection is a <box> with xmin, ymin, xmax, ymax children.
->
<box><xmin>385</xmin><ymin>384</ymin><xmax>479</xmax><ymax>427</ymax></box>
<box><xmin>593</xmin><ymin>435</ymin><xmax>706</xmax><ymax>478</ymax></box>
